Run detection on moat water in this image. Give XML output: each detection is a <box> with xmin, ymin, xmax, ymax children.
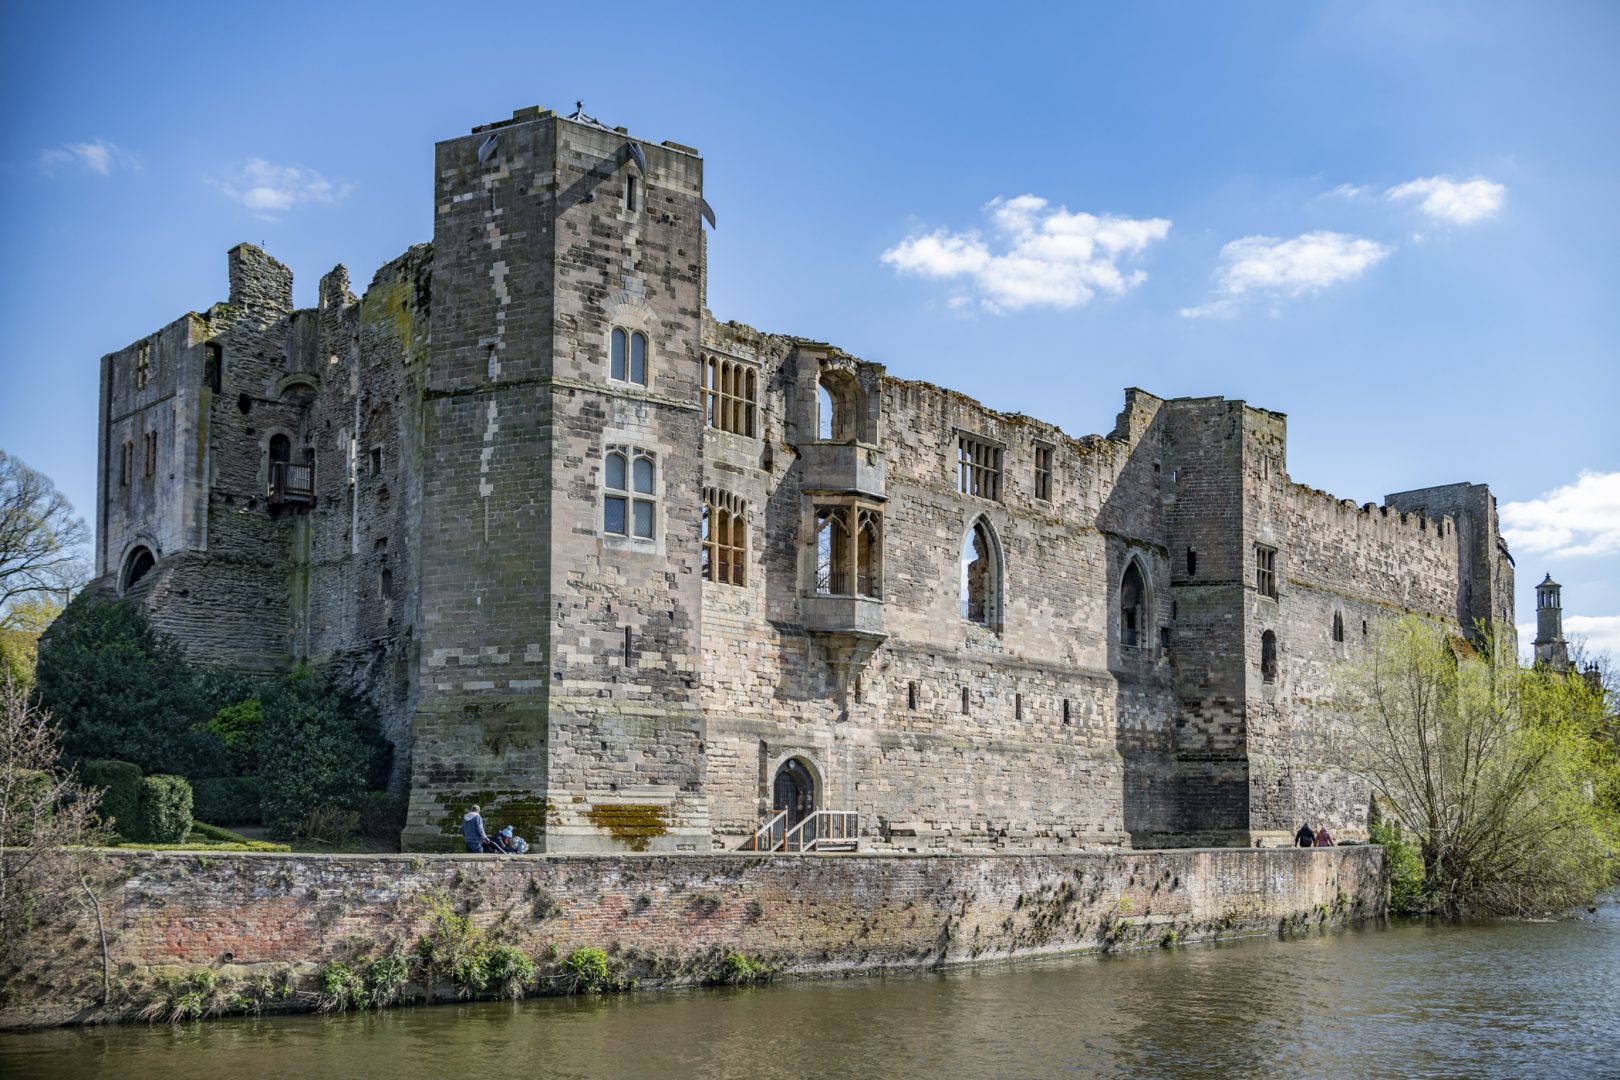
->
<box><xmin>4</xmin><ymin>901</ymin><xmax>1617</xmax><ymax>1079</ymax></box>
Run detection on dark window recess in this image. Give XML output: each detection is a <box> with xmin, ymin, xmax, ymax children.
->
<box><xmin>380</xmin><ymin>567</ymin><xmax>393</xmax><ymax>598</ymax></box>
<box><xmin>1063</xmin><ymin>699</ymin><xmax>1071</xmax><ymax>725</ymax></box>
<box><xmin>1261</xmin><ymin>630</ymin><xmax>1278</xmax><ymax>683</ymax></box>
<box><xmin>1160</xmin><ymin>626</ymin><xmax>1171</xmax><ymax>651</ymax></box>
<box><xmin>961</xmin><ymin>687</ymin><xmax>970</xmax><ymax>715</ymax></box>
<box><xmin>237</xmin><ymin>393</ymin><xmax>252</xmax><ymax>415</ymax></box>
<box><xmin>625</xmin><ymin>174</ymin><xmax>639</xmax><ymax>212</ymax></box>
<box><xmin>1187</xmin><ymin>548</ymin><xmax>1197</xmax><ymax>576</ymax></box>
<box><xmin>853</xmin><ymin>676</ymin><xmax>864</xmax><ymax>704</ymax></box>
<box><xmin>908</xmin><ymin>682</ymin><xmax>918</xmax><ymax>710</ymax></box>
<box><xmin>1014</xmin><ymin>692</ymin><xmax>1023</xmax><ymax>720</ymax></box>
<box><xmin>1362</xmin><ymin>619</ymin><xmax>1368</xmax><ymax>637</ymax></box>
<box><xmin>1332</xmin><ymin>611</ymin><xmax>1345</xmax><ymax>643</ymax></box>
<box><xmin>204</xmin><ymin>344</ymin><xmax>222</xmax><ymax>393</ymax></box>
<box><xmin>1255</xmin><ymin>545</ymin><xmax>1278</xmax><ymax>599</ymax></box>
<box><xmin>370</xmin><ymin>447</ymin><xmax>383</xmax><ymax>476</ymax></box>
<box><xmin>623</xmin><ymin>626</ymin><xmax>634</xmax><ymax>666</ymax></box>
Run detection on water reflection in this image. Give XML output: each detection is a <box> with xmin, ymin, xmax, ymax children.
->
<box><xmin>3</xmin><ymin>904</ymin><xmax>1616</xmax><ymax>1079</ymax></box>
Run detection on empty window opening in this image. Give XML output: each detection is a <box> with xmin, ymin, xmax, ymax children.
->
<box><xmin>1033</xmin><ymin>443</ymin><xmax>1054</xmax><ymax>501</ymax></box>
<box><xmin>856</xmin><ymin>509</ymin><xmax>881</xmax><ymax>598</ymax></box>
<box><xmin>702</xmin><ymin>488</ymin><xmax>748</xmax><ymax>586</ymax></box>
<box><xmin>1362</xmin><ymin>619</ymin><xmax>1368</xmax><ymax>637</ymax></box>
<box><xmin>135</xmin><ymin>341</ymin><xmax>151</xmax><ymax>390</ymax></box>
<box><xmin>204</xmin><ymin>343</ymin><xmax>222</xmax><ymax>394</ymax></box>
<box><xmin>908</xmin><ymin>682</ymin><xmax>919</xmax><ymax>710</ymax></box>
<box><xmin>143</xmin><ymin>430</ymin><xmax>157</xmax><ymax>479</ymax></box>
<box><xmin>960</xmin><ymin>519</ymin><xmax>999</xmax><ymax>628</ymax></box>
<box><xmin>1120</xmin><ymin>560</ymin><xmax>1147</xmax><ymax>650</ymax></box>
<box><xmin>1255</xmin><ymin>545</ymin><xmax>1278</xmax><ymax>599</ymax></box>
<box><xmin>122</xmin><ymin>546</ymin><xmax>156</xmax><ymax>591</ymax></box>
<box><xmin>380</xmin><ymin>567</ymin><xmax>393</xmax><ymax>599</ymax></box>
<box><xmin>624</xmin><ymin>626</ymin><xmax>634</xmax><ymax>666</ymax></box>
<box><xmin>815</xmin><ymin>369</ymin><xmax>864</xmax><ymax>443</ymax></box>
<box><xmin>961</xmin><ymin>687</ymin><xmax>970</xmax><ymax>715</ymax></box>
<box><xmin>703</xmin><ymin>355</ymin><xmax>759</xmax><ymax>437</ymax></box>
<box><xmin>603</xmin><ymin>446</ymin><xmax>657</xmax><ymax>539</ymax></box>
<box><xmin>1160</xmin><ymin>626</ymin><xmax>1171</xmax><ymax>651</ymax></box>
<box><xmin>1015</xmin><ymin>692</ymin><xmax>1023</xmax><ymax>720</ymax></box>
<box><xmin>854</xmin><ymin>676</ymin><xmax>864</xmax><ymax>704</ymax></box>
<box><xmin>369</xmin><ymin>447</ymin><xmax>383</xmax><ymax>477</ymax></box>
<box><xmin>624</xmin><ymin>173</ymin><xmax>639</xmax><ymax>212</ymax></box>
<box><xmin>609</xmin><ymin>328</ymin><xmax>649</xmax><ymax>386</ymax></box>
<box><xmin>237</xmin><ymin>393</ymin><xmax>252</xmax><ymax>415</ymax></box>
<box><xmin>957</xmin><ymin>434</ymin><xmax>1003</xmax><ymax>501</ymax></box>
<box><xmin>1261</xmin><ymin>630</ymin><xmax>1278</xmax><ymax>683</ymax></box>
<box><xmin>1187</xmin><ymin>548</ymin><xmax>1197</xmax><ymax>576</ymax></box>
<box><xmin>814</xmin><ymin>506</ymin><xmax>851</xmax><ymax>595</ymax></box>
<box><xmin>120</xmin><ymin>440</ymin><xmax>132</xmax><ymax>487</ymax></box>
<box><xmin>1063</xmin><ymin>699</ymin><xmax>1071</xmax><ymax>725</ymax></box>
<box><xmin>1332</xmin><ymin>610</ymin><xmax>1345</xmax><ymax>643</ymax></box>
<box><xmin>486</xmin><ymin>345</ymin><xmax>498</xmax><ymax>381</ymax></box>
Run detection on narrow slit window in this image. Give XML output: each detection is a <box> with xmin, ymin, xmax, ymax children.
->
<box><xmin>120</xmin><ymin>440</ymin><xmax>132</xmax><ymax>487</ymax></box>
<box><xmin>1033</xmin><ymin>443</ymin><xmax>1053</xmax><ymax>501</ymax></box>
<box><xmin>135</xmin><ymin>341</ymin><xmax>151</xmax><ymax>390</ymax></box>
<box><xmin>1332</xmin><ymin>610</ymin><xmax>1345</xmax><ymax>643</ymax></box>
<box><xmin>624</xmin><ymin>626</ymin><xmax>634</xmax><ymax>666</ymax></box>
<box><xmin>1261</xmin><ymin>630</ymin><xmax>1278</xmax><ymax>683</ymax></box>
<box><xmin>961</xmin><ymin>687</ymin><xmax>970</xmax><ymax>715</ymax></box>
<box><xmin>1187</xmin><ymin>548</ymin><xmax>1197</xmax><ymax>576</ymax></box>
<box><xmin>1063</xmin><ymin>699</ymin><xmax>1071</xmax><ymax>725</ymax></box>
<box><xmin>1014</xmin><ymin>692</ymin><xmax>1023</xmax><ymax>720</ymax></box>
<box><xmin>625</xmin><ymin>173</ymin><xmax>639</xmax><ymax>212</ymax></box>
<box><xmin>610</xmin><ymin>328</ymin><xmax>627</xmax><ymax>381</ymax></box>
<box><xmin>629</xmin><ymin>331</ymin><xmax>647</xmax><ymax>385</ymax></box>
<box><xmin>908</xmin><ymin>682</ymin><xmax>918</xmax><ymax>710</ymax></box>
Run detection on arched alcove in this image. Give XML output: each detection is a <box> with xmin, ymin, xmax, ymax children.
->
<box><xmin>960</xmin><ymin>518</ymin><xmax>1001</xmax><ymax>631</ymax></box>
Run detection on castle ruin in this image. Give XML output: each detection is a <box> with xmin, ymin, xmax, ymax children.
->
<box><xmin>91</xmin><ymin>104</ymin><xmax>1517</xmax><ymax>852</ymax></box>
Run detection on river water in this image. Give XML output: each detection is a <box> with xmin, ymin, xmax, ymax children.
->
<box><xmin>4</xmin><ymin>902</ymin><xmax>1617</xmax><ymax>1079</ymax></box>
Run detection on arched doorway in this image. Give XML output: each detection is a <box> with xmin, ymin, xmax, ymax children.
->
<box><xmin>773</xmin><ymin>758</ymin><xmax>816</xmax><ymax>830</ymax></box>
<box><xmin>122</xmin><ymin>546</ymin><xmax>156</xmax><ymax>592</ymax></box>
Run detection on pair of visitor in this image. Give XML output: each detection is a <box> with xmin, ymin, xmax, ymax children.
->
<box><xmin>462</xmin><ymin>806</ymin><xmax>530</xmax><ymax>853</ymax></box>
<box><xmin>1295</xmin><ymin>823</ymin><xmax>1336</xmax><ymax>848</ymax></box>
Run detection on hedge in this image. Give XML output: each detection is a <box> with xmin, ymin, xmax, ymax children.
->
<box><xmin>80</xmin><ymin>758</ymin><xmax>143</xmax><ymax>838</ymax></box>
<box><xmin>191</xmin><ymin>776</ymin><xmax>262</xmax><ymax>826</ymax></box>
<box><xmin>138</xmin><ymin>775</ymin><xmax>193</xmax><ymax>843</ymax></box>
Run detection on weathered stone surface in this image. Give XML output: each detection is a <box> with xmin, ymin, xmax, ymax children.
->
<box><xmin>0</xmin><ymin>845</ymin><xmax>1385</xmax><ymax>1029</ymax></box>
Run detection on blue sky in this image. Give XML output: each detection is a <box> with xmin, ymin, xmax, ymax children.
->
<box><xmin>2</xmin><ymin>1</ymin><xmax>1616</xmax><ymax>654</ymax></box>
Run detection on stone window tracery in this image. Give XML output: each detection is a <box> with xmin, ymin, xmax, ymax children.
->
<box><xmin>703</xmin><ymin>488</ymin><xmax>748</xmax><ymax>586</ymax></box>
<box><xmin>610</xmin><ymin>327</ymin><xmax>649</xmax><ymax>386</ymax></box>
<box><xmin>604</xmin><ymin>446</ymin><xmax>656</xmax><ymax>539</ymax></box>
<box><xmin>957</xmin><ymin>434</ymin><xmax>1003</xmax><ymax>501</ymax></box>
<box><xmin>1255</xmin><ymin>544</ymin><xmax>1278</xmax><ymax>599</ymax></box>
<box><xmin>703</xmin><ymin>355</ymin><xmax>758</xmax><ymax>437</ymax></box>
<box><xmin>135</xmin><ymin>341</ymin><xmax>151</xmax><ymax>390</ymax></box>
<box><xmin>1033</xmin><ymin>443</ymin><xmax>1053</xmax><ymax>501</ymax></box>
<box><xmin>813</xmin><ymin>499</ymin><xmax>881</xmax><ymax>597</ymax></box>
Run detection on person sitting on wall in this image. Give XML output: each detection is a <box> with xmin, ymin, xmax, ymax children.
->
<box><xmin>1296</xmin><ymin>823</ymin><xmax>1316</xmax><ymax>848</ymax></box>
<box><xmin>497</xmin><ymin>825</ymin><xmax>529</xmax><ymax>854</ymax></box>
<box><xmin>1315</xmin><ymin>826</ymin><xmax>1336</xmax><ymax>847</ymax></box>
<box><xmin>462</xmin><ymin>805</ymin><xmax>490</xmax><ymax>853</ymax></box>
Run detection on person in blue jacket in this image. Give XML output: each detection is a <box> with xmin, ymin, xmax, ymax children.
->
<box><xmin>462</xmin><ymin>805</ymin><xmax>490</xmax><ymax>853</ymax></box>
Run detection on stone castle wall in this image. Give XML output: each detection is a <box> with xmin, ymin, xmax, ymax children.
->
<box><xmin>0</xmin><ymin>845</ymin><xmax>1385</xmax><ymax>1029</ymax></box>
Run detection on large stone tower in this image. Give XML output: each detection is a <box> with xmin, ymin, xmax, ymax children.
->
<box><xmin>401</xmin><ymin>105</ymin><xmax>711</xmax><ymax>851</ymax></box>
<box><xmin>1533</xmin><ymin>573</ymin><xmax>1569</xmax><ymax>670</ymax></box>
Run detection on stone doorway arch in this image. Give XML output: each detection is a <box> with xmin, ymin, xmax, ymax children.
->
<box><xmin>772</xmin><ymin>757</ymin><xmax>817</xmax><ymax>830</ymax></box>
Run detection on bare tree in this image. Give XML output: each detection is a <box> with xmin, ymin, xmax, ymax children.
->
<box><xmin>0</xmin><ymin>677</ymin><xmax>109</xmax><ymax>1002</ymax></box>
<box><xmin>0</xmin><ymin>450</ymin><xmax>90</xmax><ymax>620</ymax></box>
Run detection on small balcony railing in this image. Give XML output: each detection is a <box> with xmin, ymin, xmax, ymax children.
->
<box><xmin>269</xmin><ymin>462</ymin><xmax>315</xmax><ymax>508</ymax></box>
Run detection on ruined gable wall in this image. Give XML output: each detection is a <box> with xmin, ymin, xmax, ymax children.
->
<box><xmin>697</xmin><ymin>322</ymin><xmax>1178</xmax><ymax>850</ymax></box>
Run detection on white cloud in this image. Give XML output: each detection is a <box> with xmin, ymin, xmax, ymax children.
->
<box><xmin>212</xmin><ymin>158</ymin><xmax>352</xmax><ymax>218</ymax></box>
<box><xmin>1180</xmin><ymin>231</ymin><xmax>1389</xmax><ymax>318</ymax></box>
<box><xmin>881</xmin><ymin>195</ymin><xmax>1170</xmax><ymax>313</ymax></box>
<box><xmin>1321</xmin><ymin>182</ymin><xmax>1372</xmax><ymax>201</ymax></box>
<box><xmin>1567</xmin><ymin>615</ymin><xmax>1620</xmax><ymax>658</ymax></box>
<box><xmin>1500</xmin><ymin>470</ymin><xmax>1620</xmax><ymax>559</ymax></box>
<box><xmin>37</xmin><ymin>139</ymin><xmax>139</xmax><ymax>176</ymax></box>
<box><xmin>1386</xmin><ymin>175</ymin><xmax>1505</xmax><ymax>225</ymax></box>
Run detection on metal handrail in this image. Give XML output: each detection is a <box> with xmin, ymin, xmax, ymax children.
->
<box><xmin>781</xmin><ymin>809</ymin><xmax>859</xmax><ymax>852</ymax></box>
<box><xmin>749</xmin><ymin>809</ymin><xmax>788</xmax><ymax>852</ymax></box>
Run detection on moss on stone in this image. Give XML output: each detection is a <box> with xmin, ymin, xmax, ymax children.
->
<box><xmin>585</xmin><ymin>803</ymin><xmax>671</xmax><ymax>852</ymax></box>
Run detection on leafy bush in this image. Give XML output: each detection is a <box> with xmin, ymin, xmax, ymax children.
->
<box><xmin>191</xmin><ymin>776</ymin><xmax>262</xmax><ymax>826</ymax></box>
<box><xmin>483</xmin><ymin>945</ymin><xmax>537</xmax><ymax>999</ymax></box>
<box><xmin>357</xmin><ymin>790</ymin><xmax>407</xmax><ymax>845</ymax></box>
<box><xmin>206</xmin><ymin>700</ymin><xmax>264</xmax><ymax>775</ymax></box>
<box><xmin>35</xmin><ymin>597</ymin><xmax>225</xmax><ymax>777</ymax></box>
<box><xmin>561</xmin><ymin>947</ymin><xmax>630</xmax><ymax>993</ymax></box>
<box><xmin>80</xmin><ymin>758</ymin><xmax>142</xmax><ymax>837</ymax></box>
<box><xmin>256</xmin><ymin>668</ymin><xmax>389</xmax><ymax>839</ymax></box>
<box><xmin>363</xmin><ymin>951</ymin><xmax>412</xmax><ymax>1008</ymax></box>
<box><xmin>719</xmin><ymin>952</ymin><xmax>773</xmax><ymax>985</ymax></box>
<box><xmin>415</xmin><ymin>894</ymin><xmax>489</xmax><ymax>998</ymax></box>
<box><xmin>138</xmin><ymin>775</ymin><xmax>193</xmax><ymax>843</ymax></box>
<box><xmin>1370</xmin><ymin>820</ymin><xmax>1426</xmax><ymax>915</ymax></box>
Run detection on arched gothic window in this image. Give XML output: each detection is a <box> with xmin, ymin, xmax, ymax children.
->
<box><xmin>816</xmin><ymin>369</ymin><xmax>862</xmax><ymax>443</ymax></box>
<box><xmin>1120</xmin><ymin>560</ymin><xmax>1147</xmax><ymax>650</ymax></box>
<box><xmin>960</xmin><ymin>519</ymin><xmax>999</xmax><ymax>628</ymax></box>
<box><xmin>815</xmin><ymin>507</ymin><xmax>851</xmax><ymax>594</ymax></box>
<box><xmin>122</xmin><ymin>546</ymin><xmax>156</xmax><ymax>592</ymax></box>
<box><xmin>702</xmin><ymin>488</ymin><xmax>748</xmax><ymax>586</ymax></box>
<box><xmin>857</xmin><ymin>509</ymin><xmax>881</xmax><ymax>598</ymax></box>
<box><xmin>610</xmin><ymin>328</ymin><xmax>649</xmax><ymax>386</ymax></box>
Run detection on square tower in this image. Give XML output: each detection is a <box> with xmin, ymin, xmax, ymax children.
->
<box><xmin>402</xmin><ymin>107</ymin><xmax>710</xmax><ymax>851</ymax></box>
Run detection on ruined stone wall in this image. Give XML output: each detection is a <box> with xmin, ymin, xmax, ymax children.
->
<box><xmin>0</xmin><ymin>846</ymin><xmax>1385</xmax><ymax>1029</ymax></box>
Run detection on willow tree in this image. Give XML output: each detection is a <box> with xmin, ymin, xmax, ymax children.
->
<box><xmin>1338</xmin><ymin>618</ymin><xmax>1619</xmax><ymax>918</ymax></box>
